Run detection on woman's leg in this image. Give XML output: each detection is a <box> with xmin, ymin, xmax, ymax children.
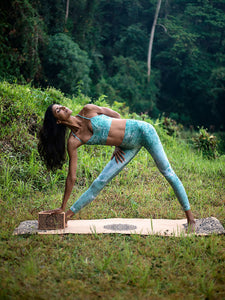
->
<box><xmin>70</xmin><ymin>147</ymin><xmax>141</xmax><ymax>214</ymax></box>
<box><xmin>142</xmin><ymin>124</ymin><xmax>191</xmax><ymax>213</ymax></box>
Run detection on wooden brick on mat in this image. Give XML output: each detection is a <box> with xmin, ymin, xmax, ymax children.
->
<box><xmin>38</xmin><ymin>211</ymin><xmax>65</xmax><ymax>230</ymax></box>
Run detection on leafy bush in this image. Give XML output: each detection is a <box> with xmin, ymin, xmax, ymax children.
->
<box><xmin>161</xmin><ymin>117</ymin><xmax>183</xmax><ymax>137</ymax></box>
<box><xmin>192</xmin><ymin>127</ymin><xmax>218</xmax><ymax>159</ymax></box>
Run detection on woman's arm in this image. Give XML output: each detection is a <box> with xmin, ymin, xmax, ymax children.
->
<box><xmin>84</xmin><ymin>104</ymin><xmax>121</xmax><ymax>119</ymax></box>
<box><xmin>45</xmin><ymin>137</ymin><xmax>79</xmax><ymax>214</ymax></box>
<box><xmin>60</xmin><ymin>139</ymin><xmax>78</xmax><ymax>210</ymax></box>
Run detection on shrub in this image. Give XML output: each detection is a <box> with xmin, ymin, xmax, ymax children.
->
<box><xmin>162</xmin><ymin>117</ymin><xmax>183</xmax><ymax>137</ymax></box>
<box><xmin>192</xmin><ymin>127</ymin><xmax>218</xmax><ymax>159</ymax></box>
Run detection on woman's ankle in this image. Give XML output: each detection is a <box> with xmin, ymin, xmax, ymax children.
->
<box><xmin>185</xmin><ymin>209</ymin><xmax>195</xmax><ymax>224</ymax></box>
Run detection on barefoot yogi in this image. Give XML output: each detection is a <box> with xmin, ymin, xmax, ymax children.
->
<box><xmin>38</xmin><ymin>104</ymin><xmax>195</xmax><ymax>226</ymax></box>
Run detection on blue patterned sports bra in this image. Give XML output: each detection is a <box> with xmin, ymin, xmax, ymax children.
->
<box><xmin>71</xmin><ymin>114</ymin><xmax>112</xmax><ymax>145</ymax></box>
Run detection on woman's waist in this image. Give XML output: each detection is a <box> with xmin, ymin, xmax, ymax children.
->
<box><xmin>119</xmin><ymin>119</ymin><xmax>153</xmax><ymax>148</ymax></box>
<box><xmin>103</xmin><ymin>119</ymin><xmax>126</xmax><ymax>146</ymax></box>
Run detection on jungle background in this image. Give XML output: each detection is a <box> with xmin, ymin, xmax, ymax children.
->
<box><xmin>1</xmin><ymin>0</ymin><xmax>225</xmax><ymax>129</ymax></box>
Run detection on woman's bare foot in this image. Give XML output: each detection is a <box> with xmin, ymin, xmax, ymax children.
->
<box><xmin>65</xmin><ymin>209</ymin><xmax>75</xmax><ymax>227</ymax></box>
<box><xmin>185</xmin><ymin>209</ymin><xmax>196</xmax><ymax>233</ymax></box>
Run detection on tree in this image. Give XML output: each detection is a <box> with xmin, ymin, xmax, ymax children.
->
<box><xmin>0</xmin><ymin>0</ymin><xmax>44</xmax><ymax>82</ymax></box>
<box><xmin>99</xmin><ymin>56</ymin><xmax>160</xmax><ymax>116</ymax></box>
<box><xmin>43</xmin><ymin>33</ymin><xmax>92</xmax><ymax>95</ymax></box>
<box><xmin>65</xmin><ymin>0</ymin><xmax>70</xmax><ymax>27</ymax></box>
<box><xmin>147</xmin><ymin>0</ymin><xmax>162</xmax><ymax>82</ymax></box>
<box><xmin>154</xmin><ymin>0</ymin><xmax>225</xmax><ymax>127</ymax></box>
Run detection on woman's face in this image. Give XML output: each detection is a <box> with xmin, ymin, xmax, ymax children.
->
<box><xmin>52</xmin><ymin>105</ymin><xmax>72</xmax><ymax>122</ymax></box>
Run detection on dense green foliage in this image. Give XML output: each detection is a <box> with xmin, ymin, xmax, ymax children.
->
<box><xmin>1</xmin><ymin>0</ymin><xmax>225</xmax><ymax>128</ymax></box>
<box><xmin>0</xmin><ymin>82</ymin><xmax>225</xmax><ymax>299</ymax></box>
<box><xmin>43</xmin><ymin>33</ymin><xmax>92</xmax><ymax>95</ymax></box>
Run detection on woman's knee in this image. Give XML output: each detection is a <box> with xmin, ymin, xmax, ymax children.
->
<box><xmin>90</xmin><ymin>176</ymin><xmax>107</xmax><ymax>196</ymax></box>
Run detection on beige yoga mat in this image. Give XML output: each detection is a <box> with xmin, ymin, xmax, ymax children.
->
<box><xmin>13</xmin><ymin>217</ymin><xmax>225</xmax><ymax>236</ymax></box>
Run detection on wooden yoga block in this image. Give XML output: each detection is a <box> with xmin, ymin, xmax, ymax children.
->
<box><xmin>38</xmin><ymin>211</ymin><xmax>65</xmax><ymax>230</ymax></box>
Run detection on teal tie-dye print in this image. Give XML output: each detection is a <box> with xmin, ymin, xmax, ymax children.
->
<box><xmin>72</xmin><ymin>114</ymin><xmax>112</xmax><ymax>145</ymax></box>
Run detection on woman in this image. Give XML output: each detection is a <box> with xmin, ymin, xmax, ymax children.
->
<box><xmin>38</xmin><ymin>103</ymin><xmax>195</xmax><ymax>227</ymax></box>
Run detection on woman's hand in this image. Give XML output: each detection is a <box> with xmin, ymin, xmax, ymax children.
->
<box><xmin>111</xmin><ymin>147</ymin><xmax>125</xmax><ymax>163</ymax></box>
<box><xmin>41</xmin><ymin>208</ymin><xmax>64</xmax><ymax>215</ymax></box>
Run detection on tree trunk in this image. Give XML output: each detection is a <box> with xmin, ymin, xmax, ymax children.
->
<box><xmin>147</xmin><ymin>0</ymin><xmax>162</xmax><ymax>82</ymax></box>
<box><xmin>65</xmin><ymin>0</ymin><xmax>70</xmax><ymax>26</ymax></box>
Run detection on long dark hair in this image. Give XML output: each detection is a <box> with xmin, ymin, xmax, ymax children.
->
<box><xmin>38</xmin><ymin>104</ymin><xmax>67</xmax><ymax>170</ymax></box>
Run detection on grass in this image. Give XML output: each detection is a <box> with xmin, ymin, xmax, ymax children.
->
<box><xmin>0</xmin><ymin>81</ymin><xmax>225</xmax><ymax>299</ymax></box>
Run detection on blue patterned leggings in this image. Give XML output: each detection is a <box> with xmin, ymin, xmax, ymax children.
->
<box><xmin>70</xmin><ymin>120</ymin><xmax>190</xmax><ymax>213</ymax></box>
